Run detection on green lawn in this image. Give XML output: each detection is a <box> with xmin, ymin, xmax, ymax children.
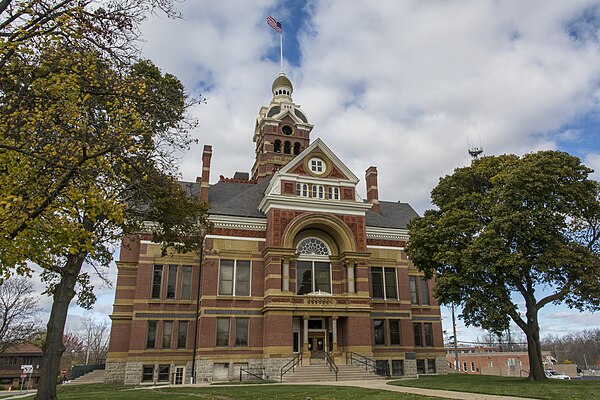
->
<box><xmin>21</xmin><ymin>383</ymin><xmax>444</xmax><ymax>400</ymax></box>
<box><xmin>389</xmin><ymin>374</ymin><xmax>600</xmax><ymax>400</ymax></box>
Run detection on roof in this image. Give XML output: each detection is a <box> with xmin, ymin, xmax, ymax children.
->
<box><xmin>1</xmin><ymin>343</ymin><xmax>43</xmax><ymax>355</ymax></box>
<box><xmin>364</xmin><ymin>201</ymin><xmax>419</xmax><ymax>229</ymax></box>
<box><xmin>207</xmin><ymin>179</ymin><xmax>270</xmax><ymax>218</ymax></box>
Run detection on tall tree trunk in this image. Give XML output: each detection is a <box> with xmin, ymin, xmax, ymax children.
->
<box><xmin>524</xmin><ymin>300</ymin><xmax>545</xmax><ymax>381</ymax></box>
<box><xmin>35</xmin><ymin>253</ymin><xmax>86</xmax><ymax>400</ymax></box>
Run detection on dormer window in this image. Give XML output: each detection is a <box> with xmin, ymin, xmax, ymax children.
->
<box><xmin>309</xmin><ymin>157</ymin><xmax>325</xmax><ymax>174</ymax></box>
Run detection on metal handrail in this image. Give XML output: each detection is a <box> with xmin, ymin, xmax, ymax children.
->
<box><xmin>346</xmin><ymin>351</ymin><xmax>377</xmax><ymax>373</ymax></box>
<box><xmin>325</xmin><ymin>352</ymin><xmax>339</xmax><ymax>381</ymax></box>
<box><xmin>280</xmin><ymin>353</ymin><xmax>302</xmax><ymax>382</ymax></box>
<box><xmin>239</xmin><ymin>367</ymin><xmax>266</xmax><ymax>382</ymax></box>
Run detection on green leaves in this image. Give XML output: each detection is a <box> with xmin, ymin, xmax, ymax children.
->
<box><xmin>407</xmin><ymin>151</ymin><xmax>600</xmax><ymax>333</ymax></box>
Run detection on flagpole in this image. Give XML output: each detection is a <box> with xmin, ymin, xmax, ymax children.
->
<box><xmin>279</xmin><ymin>31</ymin><xmax>283</xmax><ymax>73</ymax></box>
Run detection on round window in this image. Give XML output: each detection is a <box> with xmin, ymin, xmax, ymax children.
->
<box><xmin>281</xmin><ymin>125</ymin><xmax>293</xmax><ymax>136</ymax></box>
<box><xmin>309</xmin><ymin>157</ymin><xmax>325</xmax><ymax>174</ymax></box>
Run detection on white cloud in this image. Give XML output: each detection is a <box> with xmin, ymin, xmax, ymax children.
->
<box><xmin>73</xmin><ymin>0</ymin><xmax>600</xmax><ymax>339</ymax></box>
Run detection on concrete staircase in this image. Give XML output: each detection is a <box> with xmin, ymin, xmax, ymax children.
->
<box><xmin>67</xmin><ymin>369</ymin><xmax>106</xmax><ymax>385</ymax></box>
<box><xmin>282</xmin><ymin>362</ymin><xmax>384</xmax><ymax>382</ymax></box>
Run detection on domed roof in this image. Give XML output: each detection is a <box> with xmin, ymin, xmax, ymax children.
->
<box><xmin>272</xmin><ymin>73</ymin><xmax>293</xmax><ymax>93</ymax></box>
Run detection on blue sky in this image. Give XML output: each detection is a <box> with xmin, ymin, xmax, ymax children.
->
<box><xmin>47</xmin><ymin>0</ymin><xmax>600</xmax><ymax>344</ymax></box>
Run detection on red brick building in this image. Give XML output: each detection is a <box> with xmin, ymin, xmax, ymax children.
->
<box><xmin>106</xmin><ymin>72</ymin><xmax>446</xmax><ymax>384</ymax></box>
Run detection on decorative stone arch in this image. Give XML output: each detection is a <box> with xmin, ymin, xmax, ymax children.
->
<box><xmin>282</xmin><ymin>213</ymin><xmax>357</xmax><ymax>255</ymax></box>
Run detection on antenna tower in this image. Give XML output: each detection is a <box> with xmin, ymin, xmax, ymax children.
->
<box><xmin>467</xmin><ymin>137</ymin><xmax>483</xmax><ymax>160</ymax></box>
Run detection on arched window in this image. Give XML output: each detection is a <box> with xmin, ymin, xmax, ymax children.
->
<box><xmin>293</xmin><ymin>142</ymin><xmax>301</xmax><ymax>155</ymax></box>
<box><xmin>297</xmin><ymin>238</ymin><xmax>330</xmax><ymax>255</ymax></box>
<box><xmin>296</xmin><ymin>237</ymin><xmax>332</xmax><ymax>295</ymax></box>
<box><xmin>274</xmin><ymin>140</ymin><xmax>281</xmax><ymax>153</ymax></box>
<box><xmin>284</xmin><ymin>141</ymin><xmax>291</xmax><ymax>154</ymax></box>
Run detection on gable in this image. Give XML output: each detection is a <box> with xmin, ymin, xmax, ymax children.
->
<box><xmin>279</xmin><ymin>138</ymin><xmax>359</xmax><ymax>183</ymax></box>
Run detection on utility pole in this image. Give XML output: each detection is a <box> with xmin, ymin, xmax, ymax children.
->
<box><xmin>451</xmin><ymin>303</ymin><xmax>459</xmax><ymax>371</ymax></box>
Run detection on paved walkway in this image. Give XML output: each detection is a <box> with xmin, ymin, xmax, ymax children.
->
<box><xmin>289</xmin><ymin>379</ymin><xmax>536</xmax><ymax>400</ymax></box>
<box><xmin>0</xmin><ymin>380</ymin><xmax>536</xmax><ymax>400</ymax></box>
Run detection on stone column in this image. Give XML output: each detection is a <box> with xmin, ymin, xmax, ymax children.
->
<box><xmin>332</xmin><ymin>316</ymin><xmax>338</xmax><ymax>352</ymax></box>
<box><xmin>346</xmin><ymin>261</ymin><xmax>355</xmax><ymax>293</ymax></box>
<box><xmin>282</xmin><ymin>258</ymin><xmax>290</xmax><ymax>292</ymax></box>
<box><xmin>302</xmin><ymin>316</ymin><xmax>310</xmax><ymax>365</ymax></box>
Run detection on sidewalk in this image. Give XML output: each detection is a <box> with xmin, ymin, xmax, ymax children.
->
<box><xmin>295</xmin><ymin>379</ymin><xmax>537</xmax><ymax>400</ymax></box>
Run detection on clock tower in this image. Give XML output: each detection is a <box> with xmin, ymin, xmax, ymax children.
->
<box><xmin>251</xmin><ymin>72</ymin><xmax>313</xmax><ymax>180</ymax></box>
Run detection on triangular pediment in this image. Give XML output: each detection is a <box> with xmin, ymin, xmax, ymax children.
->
<box><xmin>278</xmin><ymin>138</ymin><xmax>359</xmax><ymax>183</ymax></box>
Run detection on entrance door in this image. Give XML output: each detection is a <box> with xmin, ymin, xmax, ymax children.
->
<box><xmin>174</xmin><ymin>367</ymin><xmax>185</xmax><ymax>385</ymax></box>
<box><xmin>309</xmin><ymin>332</ymin><xmax>326</xmax><ymax>358</ymax></box>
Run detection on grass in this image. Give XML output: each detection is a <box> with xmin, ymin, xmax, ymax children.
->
<box><xmin>19</xmin><ymin>383</ymin><xmax>445</xmax><ymax>400</ymax></box>
<box><xmin>389</xmin><ymin>374</ymin><xmax>600</xmax><ymax>399</ymax></box>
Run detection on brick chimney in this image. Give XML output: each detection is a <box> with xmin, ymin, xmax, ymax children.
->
<box><xmin>199</xmin><ymin>145</ymin><xmax>212</xmax><ymax>203</ymax></box>
<box><xmin>365</xmin><ymin>166</ymin><xmax>380</xmax><ymax>214</ymax></box>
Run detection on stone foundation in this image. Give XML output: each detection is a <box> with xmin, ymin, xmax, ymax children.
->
<box><xmin>124</xmin><ymin>361</ymin><xmax>143</xmax><ymax>385</ymax></box>
<box><xmin>104</xmin><ymin>362</ymin><xmax>126</xmax><ymax>384</ymax></box>
<box><xmin>435</xmin><ymin>356</ymin><xmax>448</xmax><ymax>374</ymax></box>
<box><xmin>404</xmin><ymin>359</ymin><xmax>418</xmax><ymax>377</ymax></box>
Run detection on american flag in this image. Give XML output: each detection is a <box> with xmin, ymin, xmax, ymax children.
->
<box><xmin>267</xmin><ymin>16</ymin><xmax>282</xmax><ymax>34</ymax></box>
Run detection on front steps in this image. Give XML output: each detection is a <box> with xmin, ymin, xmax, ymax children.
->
<box><xmin>282</xmin><ymin>362</ymin><xmax>384</xmax><ymax>382</ymax></box>
<box><xmin>67</xmin><ymin>369</ymin><xmax>106</xmax><ymax>385</ymax></box>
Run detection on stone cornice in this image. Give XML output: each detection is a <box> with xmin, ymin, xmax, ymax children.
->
<box><xmin>366</xmin><ymin>226</ymin><xmax>410</xmax><ymax>241</ymax></box>
<box><xmin>208</xmin><ymin>215</ymin><xmax>267</xmax><ymax>231</ymax></box>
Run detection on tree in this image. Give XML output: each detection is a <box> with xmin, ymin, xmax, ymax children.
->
<box><xmin>1</xmin><ymin>2</ymin><xmax>210</xmax><ymax>399</ymax></box>
<box><xmin>542</xmin><ymin>329</ymin><xmax>600</xmax><ymax>367</ymax></box>
<box><xmin>407</xmin><ymin>151</ymin><xmax>600</xmax><ymax>381</ymax></box>
<box><xmin>0</xmin><ymin>276</ymin><xmax>42</xmax><ymax>353</ymax></box>
<box><xmin>79</xmin><ymin>317</ymin><xmax>109</xmax><ymax>366</ymax></box>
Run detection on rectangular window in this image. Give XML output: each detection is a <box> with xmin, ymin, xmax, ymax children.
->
<box><xmin>181</xmin><ymin>266</ymin><xmax>192</xmax><ymax>300</ymax></box>
<box><xmin>470</xmin><ymin>361</ymin><xmax>476</xmax><ymax>372</ymax></box>
<box><xmin>413</xmin><ymin>323</ymin><xmax>422</xmax><ymax>347</ymax></box>
<box><xmin>235</xmin><ymin>318</ymin><xmax>249</xmax><ymax>346</ymax></box>
<box><xmin>423</xmin><ymin>323</ymin><xmax>433</xmax><ymax>347</ymax></box>
<box><xmin>488</xmin><ymin>361</ymin><xmax>493</xmax><ymax>367</ymax></box>
<box><xmin>314</xmin><ymin>261</ymin><xmax>330</xmax><ymax>292</ymax></box>
<box><xmin>162</xmin><ymin>321</ymin><xmax>173</xmax><ymax>349</ymax></box>
<box><xmin>219</xmin><ymin>260</ymin><xmax>234</xmax><ymax>295</ymax></box>
<box><xmin>293</xmin><ymin>332</ymin><xmax>300</xmax><ymax>353</ymax></box>
<box><xmin>219</xmin><ymin>260</ymin><xmax>251</xmax><ymax>296</ymax></box>
<box><xmin>428</xmin><ymin>359</ymin><xmax>436</xmax><ymax>373</ymax></box>
<box><xmin>152</xmin><ymin>265</ymin><xmax>163</xmax><ymax>299</ymax></box>
<box><xmin>371</xmin><ymin>267</ymin><xmax>397</xmax><ymax>299</ymax></box>
<box><xmin>420</xmin><ymin>278</ymin><xmax>430</xmax><ymax>305</ymax></box>
<box><xmin>142</xmin><ymin>366</ymin><xmax>154</xmax><ymax>382</ymax></box>
<box><xmin>416</xmin><ymin>359</ymin><xmax>425</xmax><ymax>374</ymax></box>
<box><xmin>216</xmin><ymin>318</ymin><xmax>230</xmax><ymax>347</ymax></box>
<box><xmin>146</xmin><ymin>321</ymin><xmax>157</xmax><ymax>349</ymax></box>
<box><xmin>409</xmin><ymin>276</ymin><xmax>418</xmax><ymax>304</ymax></box>
<box><xmin>392</xmin><ymin>360</ymin><xmax>404</xmax><ymax>376</ymax></box>
<box><xmin>235</xmin><ymin>260</ymin><xmax>250</xmax><ymax>296</ymax></box>
<box><xmin>296</xmin><ymin>261</ymin><xmax>312</xmax><ymax>295</ymax></box>
<box><xmin>389</xmin><ymin>320</ymin><xmax>401</xmax><ymax>345</ymax></box>
<box><xmin>463</xmin><ymin>362</ymin><xmax>467</xmax><ymax>372</ymax></box>
<box><xmin>296</xmin><ymin>183</ymin><xmax>301</xmax><ymax>196</ymax></box>
<box><xmin>373</xmin><ymin>319</ymin><xmax>385</xmax><ymax>345</ymax></box>
<box><xmin>166</xmin><ymin>265</ymin><xmax>177</xmax><ymax>299</ymax></box>
<box><xmin>371</xmin><ymin>267</ymin><xmax>384</xmax><ymax>298</ymax></box>
<box><xmin>157</xmin><ymin>365</ymin><xmax>169</xmax><ymax>382</ymax></box>
<box><xmin>375</xmin><ymin>360</ymin><xmax>388</xmax><ymax>376</ymax></box>
<box><xmin>302</xmin><ymin>184</ymin><xmax>308</xmax><ymax>197</ymax></box>
<box><xmin>384</xmin><ymin>268</ymin><xmax>398</xmax><ymax>299</ymax></box>
<box><xmin>177</xmin><ymin>321</ymin><xmax>188</xmax><ymax>349</ymax></box>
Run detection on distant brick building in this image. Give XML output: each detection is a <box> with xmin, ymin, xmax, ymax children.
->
<box><xmin>0</xmin><ymin>344</ymin><xmax>43</xmax><ymax>389</ymax></box>
<box><xmin>106</xmin><ymin>72</ymin><xmax>446</xmax><ymax>384</ymax></box>
<box><xmin>446</xmin><ymin>346</ymin><xmax>554</xmax><ymax>377</ymax></box>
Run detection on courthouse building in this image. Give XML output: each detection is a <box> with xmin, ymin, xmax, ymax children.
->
<box><xmin>106</xmin><ymin>72</ymin><xmax>446</xmax><ymax>384</ymax></box>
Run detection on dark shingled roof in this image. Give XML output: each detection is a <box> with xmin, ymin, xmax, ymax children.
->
<box><xmin>181</xmin><ymin>179</ymin><xmax>418</xmax><ymax>229</ymax></box>
<box><xmin>364</xmin><ymin>201</ymin><xmax>419</xmax><ymax>229</ymax></box>
<box><xmin>207</xmin><ymin>179</ymin><xmax>269</xmax><ymax>218</ymax></box>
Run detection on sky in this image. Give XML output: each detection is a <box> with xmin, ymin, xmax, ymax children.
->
<box><xmin>36</xmin><ymin>0</ymin><xmax>600</xmax><ymax>345</ymax></box>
